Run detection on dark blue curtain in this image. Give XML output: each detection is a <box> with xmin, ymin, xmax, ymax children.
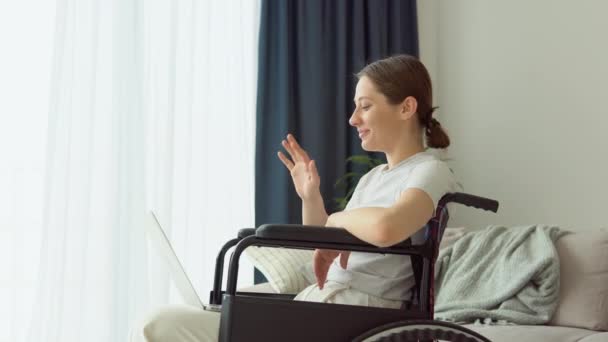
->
<box><xmin>254</xmin><ymin>0</ymin><xmax>419</xmax><ymax>283</ymax></box>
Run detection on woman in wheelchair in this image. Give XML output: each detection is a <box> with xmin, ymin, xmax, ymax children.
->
<box><xmin>133</xmin><ymin>55</ymin><xmax>485</xmax><ymax>341</ymax></box>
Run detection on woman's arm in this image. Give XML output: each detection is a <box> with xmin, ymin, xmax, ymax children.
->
<box><xmin>326</xmin><ymin>188</ymin><xmax>434</xmax><ymax>247</ymax></box>
<box><xmin>276</xmin><ymin>134</ymin><xmax>329</xmax><ymax>225</ymax></box>
<box><xmin>313</xmin><ymin>188</ymin><xmax>434</xmax><ymax>288</ymax></box>
<box><xmin>303</xmin><ymin>192</ymin><xmax>328</xmax><ymax>226</ymax></box>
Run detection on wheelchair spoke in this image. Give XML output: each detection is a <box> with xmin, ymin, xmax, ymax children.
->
<box><xmin>353</xmin><ymin>320</ymin><xmax>491</xmax><ymax>342</ymax></box>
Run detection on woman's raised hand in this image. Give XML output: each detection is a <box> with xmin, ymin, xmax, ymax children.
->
<box><xmin>277</xmin><ymin>134</ymin><xmax>321</xmax><ymax>201</ymax></box>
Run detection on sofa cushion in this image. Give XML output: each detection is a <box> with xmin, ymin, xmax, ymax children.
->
<box><xmin>464</xmin><ymin>324</ymin><xmax>597</xmax><ymax>342</ymax></box>
<box><xmin>244</xmin><ymin>247</ymin><xmax>313</xmax><ymax>294</ymax></box>
<box><xmin>549</xmin><ymin>230</ymin><xmax>608</xmax><ymax>331</ymax></box>
<box><xmin>579</xmin><ymin>332</ymin><xmax>608</xmax><ymax>342</ymax></box>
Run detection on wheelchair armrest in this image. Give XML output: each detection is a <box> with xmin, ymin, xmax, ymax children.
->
<box><xmin>225</xmin><ymin>224</ymin><xmax>423</xmax><ymax>298</ymax></box>
<box><xmin>255</xmin><ymin>224</ymin><xmax>412</xmax><ymax>249</ymax></box>
<box><xmin>237</xmin><ymin>228</ymin><xmax>255</xmax><ymax>239</ymax></box>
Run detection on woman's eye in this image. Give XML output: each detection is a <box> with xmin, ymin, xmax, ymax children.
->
<box><xmin>361</xmin><ymin>105</ymin><xmax>371</xmax><ymax>111</ymax></box>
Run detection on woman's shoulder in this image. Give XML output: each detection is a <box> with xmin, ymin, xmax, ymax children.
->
<box><xmin>411</xmin><ymin>157</ymin><xmax>454</xmax><ymax>178</ymax></box>
<box><xmin>408</xmin><ymin>155</ymin><xmax>461</xmax><ymax>192</ymax></box>
<box><xmin>390</xmin><ymin>151</ymin><xmax>449</xmax><ymax>176</ymax></box>
<box><xmin>413</xmin><ymin>156</ymin><xmax>450</xmax><ymax>170</ymax></box>
<box><xmin>411</xmin><ymin>151</ymin><xmax>452</xmax><ymax>170</ymax></box>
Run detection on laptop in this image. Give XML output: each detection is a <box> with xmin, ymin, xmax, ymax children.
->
<box><xmin>145</xmin><ymin>211</ymin><xmax>221</xmax><ymax>312</ymax></box>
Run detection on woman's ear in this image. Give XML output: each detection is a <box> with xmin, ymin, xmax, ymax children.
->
<box><xmin>400</xmin><ymin>96</ymin><xmax>418</xmax><ymax>120</ymax></box>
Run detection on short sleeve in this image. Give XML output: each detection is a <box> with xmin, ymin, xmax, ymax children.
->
<box><xmin>401</xmin><ymin>160</ymin><xmax>456</xmax><ymax>211</ymax></box>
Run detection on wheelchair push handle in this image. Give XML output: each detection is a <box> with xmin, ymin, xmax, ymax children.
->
<box><xmin>439</xmin><ymin>192</ymin><xmax>499</xmax><ymax>213</ymax></box>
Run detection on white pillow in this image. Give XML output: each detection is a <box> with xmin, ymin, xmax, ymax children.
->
<box><xmin>244</xmin><ymin>247</ymin><xmax>313</xmax><ymax>294</ymax></box>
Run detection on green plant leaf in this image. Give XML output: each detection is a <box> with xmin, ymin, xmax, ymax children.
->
<box><xmin>346</xmin><ymin>155</ymin><xmax>377</xmax><ymax>168</ymax></box>
<box><xmin>333</xmin><ymin>154</ymin><xmax>384</xmax><ymax>210</ymax></box>
<box><xmin>334</xmin><ymin>197</ymin><xmax>348</xmax><ymax>211</ymax></box>
<box><xmin>334</xmin><ymin>172</ymin><xmax>359</xmax><ymax>188</ymax></box>
<box><xmin>344</xmin><ymin>186</ymin><xmax>356</xmax><ymax>199</ymax></box>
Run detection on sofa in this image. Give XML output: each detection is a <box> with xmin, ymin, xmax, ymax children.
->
<box><xmin>240</xmin><ymin>228</ymin><xmax>608</xmax><ymax>341</ymax></box>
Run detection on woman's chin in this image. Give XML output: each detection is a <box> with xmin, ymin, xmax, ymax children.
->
<box><xmin>360</xmin><ymin>140</ymin><xmax>375</xmax><ymax>152</ymax></box>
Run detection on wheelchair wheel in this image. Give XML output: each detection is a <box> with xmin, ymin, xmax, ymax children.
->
<box><xmin>353</xmin><ymin>320</ymin><xmax>490</xmax><ymax>342</ymax></box>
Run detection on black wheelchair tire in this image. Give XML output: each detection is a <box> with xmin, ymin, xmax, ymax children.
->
<box><xmin>352</xmin><ymin>320</ymin><xmax>491</xmax><ymax>342</ymax></box>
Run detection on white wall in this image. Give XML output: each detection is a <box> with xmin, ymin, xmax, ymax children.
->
<box><xmin>418</xmin><ymin>0</ymin><xmax>608</xmax><ymax>231</ymax></box>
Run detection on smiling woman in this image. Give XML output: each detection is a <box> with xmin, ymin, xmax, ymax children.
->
<box><xmin>282</xmin><ymin>55</ymin><xmax>460</xmax><ymax>301</ymax></box>
<box><xmin>134</xmin><ymin>54</ymin><xmax>461</xmax><ymax>342</ymax></box>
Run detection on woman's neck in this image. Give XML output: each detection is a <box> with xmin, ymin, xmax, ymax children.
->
<box><xmin>385</xmin><ymin>141</ymin><xmax>425</xmax><ymax>170</ymax></box>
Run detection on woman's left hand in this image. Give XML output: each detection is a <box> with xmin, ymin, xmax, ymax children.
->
<box><xmin>312</xmin><ymin>249</ymin><xmax>350</xmax><ymax>290</ymax></box>
<box><xmin>313</xmin><ymin>213</ymin><xmax>350</xmax><ymax>289</ymax></box>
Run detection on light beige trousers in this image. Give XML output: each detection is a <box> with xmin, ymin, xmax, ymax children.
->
<box><xmin>131</xmin><ymin>281</ymin><xmax>402</xmax><ymax>342</ymax></box>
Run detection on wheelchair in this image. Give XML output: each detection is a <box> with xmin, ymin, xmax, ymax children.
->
<box><xmin>209</xmin><ymin>192</ymin><xmax>499</xmax><ymax>342</ymax></box>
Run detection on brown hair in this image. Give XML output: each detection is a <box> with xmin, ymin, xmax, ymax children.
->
<box><xmin>356</xmin><ymin>55</ymin><xmax>450</xmax><ymax>149</ymax></box>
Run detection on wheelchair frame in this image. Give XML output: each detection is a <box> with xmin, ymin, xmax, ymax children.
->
<box><xmin>209</xmin><ymin>192</ymin><xmax>498</xmax><ymax>342</ymax></box>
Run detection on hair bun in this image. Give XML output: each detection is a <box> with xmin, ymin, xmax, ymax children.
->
<box><xmin>425</xmin><ymin>117</ymin><xmax>440</xmax><ymax>134</ymax></box>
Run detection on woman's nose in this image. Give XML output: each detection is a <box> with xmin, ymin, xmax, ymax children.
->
<box><xmin>349</xmin><ymin>110</ymin><xmax>359</xmax><ymax>127</ymax></box>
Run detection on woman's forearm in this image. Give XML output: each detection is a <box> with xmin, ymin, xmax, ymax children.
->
<box><xmin>326</xmin><ymin>208</ymin><xmax>389</xmax><ymax>245</ymax></box>
<box><xmin>302</xmin><ymin>193</ymin><xmax>328</xmax><ymax>226</ymax></box>
<box><xmin>327</xmin><ymin>189</ymin><xmax>434</xmax><ymax>247</ymax></box>
<box><xmin>327</xmin><ymin>207</ymin><xmax>421</xmax><ymax>248</ymax></box>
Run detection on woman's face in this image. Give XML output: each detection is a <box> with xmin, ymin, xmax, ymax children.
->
<box><xmin>349</xmin><ymin>76</ymin><xmax>410</xmax><ymax>152</ymax></box>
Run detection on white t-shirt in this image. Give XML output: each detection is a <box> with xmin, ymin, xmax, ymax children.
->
<box><xmin>325</xmin><ymin>151</ymin><xmax>461</xmax><ymax>301</ymax></box>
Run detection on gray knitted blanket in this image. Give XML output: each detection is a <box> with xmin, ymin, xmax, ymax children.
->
<box><xmin>434</xmin><ymin>225</ymin><xmax>567</xmax><ymax>324</ymax></box>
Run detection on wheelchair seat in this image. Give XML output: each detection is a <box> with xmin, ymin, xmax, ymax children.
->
<box><xmin>209</xmin><ymin>192</ymin><xmax>498</xmax><ymax>342</ymax></box>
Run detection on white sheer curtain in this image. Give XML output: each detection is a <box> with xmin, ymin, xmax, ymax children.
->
<box><xmin>0</xmin><ymin>2</ymin><xmax>54</xmax><ymax>342</ymax></box>
<box><xmin>0</xmin><ymin>0</ymin><xmax>260</xmax><ymax>341</ymax></box>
